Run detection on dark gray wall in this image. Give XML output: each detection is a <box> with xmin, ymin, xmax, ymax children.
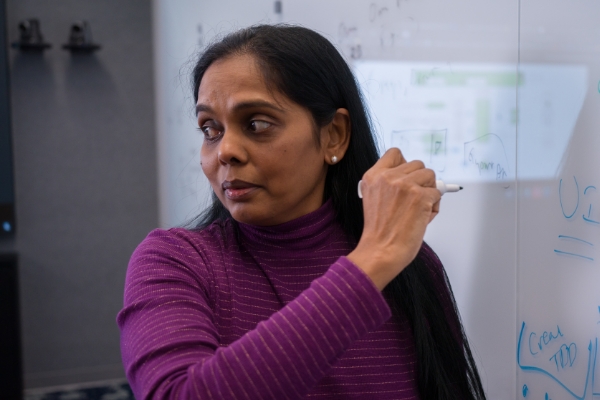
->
<box><xmin>2</xmin><ymin>0</ymin><xmax>158</xmax><ymax>389</ymax></box>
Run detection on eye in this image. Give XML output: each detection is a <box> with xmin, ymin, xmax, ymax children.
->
<box><xmin>248</xmin><ymin>120</ymin><xmax>272</xmax><ymax>133</ymax></box>
<box><xmin>200</xmin><ymin>124</ymin><xmax>221</xmax><ymax>140</ymax></box>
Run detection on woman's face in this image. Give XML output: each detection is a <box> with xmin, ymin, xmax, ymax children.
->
<box><xmin>197</xmin><ymin>54</ymin><xmax>332</xmax><ymax>226</ymax></box>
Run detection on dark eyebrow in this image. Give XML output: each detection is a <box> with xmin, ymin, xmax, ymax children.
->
<box><xmin>195</xmin><ymin>100</ymin><xmax>285</xmax><ymax>116</ymax></box>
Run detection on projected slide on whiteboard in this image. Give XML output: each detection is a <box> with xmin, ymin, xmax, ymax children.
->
<box><xmin>354</xmin><ymin>61</ymin><xmax>587</xmax><ymax>182</ymax></box>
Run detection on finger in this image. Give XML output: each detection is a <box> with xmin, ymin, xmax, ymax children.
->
<box><xmin>426</xmin><ymin>188</ymin><xmax>442</xmax><ymax>224</ymax></box>
<box><xmin>430</xmin><ymin>198</ymin><xmax>440</xmax><ymax>222</ymax></box>
<box><xmin>390</xmin><ymin>166</ymin><xmax>436</xmax><ymax>187</ymax></box>
<box><xmin>424</xmin><ymin>187</ymin><xmax>442</xmax><ymax>209</ymax></box>
<box><xmin>372</xmin><ymin>147</ymin><xmax>406</xmax><ymax>170</ymax></box>
<box><xmin>393</xmin><ymin>159</ymin><xmax>428</xmax><ymax>175</ymax></box>
<box><xmin>423</xmin><ymin>188</ymin><xmax>442</xmax><ymax>222</ymax></box>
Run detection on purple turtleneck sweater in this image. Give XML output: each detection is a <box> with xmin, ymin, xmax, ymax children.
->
<box><xmin>118</xmin><ymin>201</ymin><xmax>452</xmax><ymax>399</ymax></box>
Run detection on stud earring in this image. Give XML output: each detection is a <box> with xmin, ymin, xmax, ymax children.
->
<box><xmin>331</xmin><ymin>156</ymin><xmax>338</xmax><ymax>164</ymax></box>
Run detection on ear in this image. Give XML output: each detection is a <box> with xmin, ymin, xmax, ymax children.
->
<box><xmin>321</xmin><ymin>108</ymin><xmax>351</xmax><ymax>165</ymax></box>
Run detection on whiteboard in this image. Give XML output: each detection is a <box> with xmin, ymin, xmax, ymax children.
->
<box><xmin>516</xmin><ymin>1</ymin><xmax>600</xmax><ymax>399</ymax></box>
<box><xmin>152</xmin><ymin>0</ymin><xmax>600</xmax><ymax>398</ymax></box>
<box><xmin>152</xmin><ymin>0</ymin><xmax>279</xmax><ymax>228</ymax></box>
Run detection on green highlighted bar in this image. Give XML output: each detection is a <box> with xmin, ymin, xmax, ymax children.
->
<box><xmin>427</xmin><ymin>102</ymin><xmax>446</xmax><ymax>109</ymax></box>
<box><xmin>412</xmin><ymin>70</ymin><xmax>523</xmax><ymax>87</ymax></box>
<box><xmin>476</xmin><ymin>100</ymin><xmax>490</xmax><ymax>138</ymax></box>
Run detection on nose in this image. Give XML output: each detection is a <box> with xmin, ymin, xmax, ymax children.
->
<box><xmin>217</xmin><ymin>129</ymin><xmax>248</xmax><ymax>166</ymax></box>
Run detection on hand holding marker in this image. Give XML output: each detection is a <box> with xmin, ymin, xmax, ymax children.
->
<box><xmin>357</xmin><ymin>180</ymin><xmax>463</xmax><ymax>198</ymax></box>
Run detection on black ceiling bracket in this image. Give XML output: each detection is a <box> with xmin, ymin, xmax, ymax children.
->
<box><xmin>11</xmin><ymin>19</ymin><xmax>51</xmax><ymax>51</ymax></box>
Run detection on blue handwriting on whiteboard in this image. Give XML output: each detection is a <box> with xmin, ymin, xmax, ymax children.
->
<box><xmin>583</xmin><ymin>186</ymin><xmax>599</xmax><ymax>225</ymax></box>
<box><xmin>554</xmin><ymin>235</ymin><xmax>594</xmax><ymax>262</ymax></box>
<box><xmin>517</xmin><ymin>321</ymin><xmax>595</xmax><ymax>400</ymax></box>
<box><xmin>549</xmin><ymin>343</ymin><xmax>577</xmax><ymax>372</ymax></box>
<box><xmin>529</xmin><ymin>325</ymin><xmax>564</xmax><ymax>355</ymax></box>
<box><xmin>559</xmin><ymin>176</ymin><xmax>599</xmax><ymax>224</ymax></box>
<box><xmin>560</xmin><ymin>176</ymin><xmax>580</xmax><ymax>219</ymax></box>
<box><xmin>555</xmin><ymin>177</ymin><xmax>598</xmax><ymax>261</ymax></box>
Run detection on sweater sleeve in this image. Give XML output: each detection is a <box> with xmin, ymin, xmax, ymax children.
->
<box><xmin>117</xmin><ymin>229</ymin><xmax>391</xmax><ymax>400</ymax></box>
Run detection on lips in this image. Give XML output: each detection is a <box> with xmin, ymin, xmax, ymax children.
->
<box><xmin>221</xmin><ymin>179</ymin><xmax>259</xmax><ymax>200</ymax></box>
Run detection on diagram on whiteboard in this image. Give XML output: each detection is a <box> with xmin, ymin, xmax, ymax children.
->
<box><xmin>354</xmin><ymin>61</ymin><xmax>587</xmax><ymax>183</ymax></box>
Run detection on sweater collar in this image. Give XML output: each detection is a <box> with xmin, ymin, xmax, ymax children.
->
<box><xmin>237</xmin><ymin>199</ymin><xmax>339</xmax><ymax>253</ymax></box>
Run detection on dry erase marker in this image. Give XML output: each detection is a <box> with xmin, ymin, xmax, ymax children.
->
<box><xmin>357</xmin><ymin>180</ymin><xmax>463</xmax><ymax>198</ymax></box>
<box><xmin>435</xmin><ymin>180</ymin><xmax>463</xmax><ymax>195</ymax></box>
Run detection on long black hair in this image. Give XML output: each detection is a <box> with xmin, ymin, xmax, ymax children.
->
<box><xmin>190</xmin><ymin>24</ymin><xmax>486</xmax><ymax>399</ymax></box>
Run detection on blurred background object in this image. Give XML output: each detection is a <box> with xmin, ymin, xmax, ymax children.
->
<box><xmin>3</xmin><ymin>0</ymin><xmax>157</xmax><ymax>398</ymax></box>
<box><xmin>62</xmin><ymin>21</ymin><xmax>100</xmax><ymax>53</ymax></box>
<box><xmin>0</xmin><ymin>253</ymin><xmax>22</xmax><ymax>399</ymax></box>
<box><xmin>11</xmin><ymin>18</ymin><xmax>51</xmax><ymax>51</ymax></box>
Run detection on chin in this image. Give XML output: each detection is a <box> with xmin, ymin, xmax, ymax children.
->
<box><xmin>227</xmin><ymin>203</ymin><xmax>274</xmax><ymax>226</ymax></box>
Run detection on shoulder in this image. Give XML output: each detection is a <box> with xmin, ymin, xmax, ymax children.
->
<box><xmin>131</xmin><ymin>219</ymin><xmax>236</xmax><ymax>264</ymax></box>
<box><xmin>124</xmin><ymin>220</ymin><xmax>237</xmax><ymax>301</ymax></box>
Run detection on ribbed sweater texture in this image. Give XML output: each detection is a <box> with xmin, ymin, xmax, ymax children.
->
<box><xmin>118</xmin><ymin>201</ymin><xmax>450</xmax><ymax>399</ymax></box>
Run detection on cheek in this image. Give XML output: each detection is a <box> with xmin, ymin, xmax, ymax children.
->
<box><xmin>200</xmin><ymin>147</ymin><xmax>219</xmax><ymax>182</ymax></box>
<box><xmin>267</xmin><ymin>143</ymin><xmax>323</xmax><ymax>184</ymax></box>
<box><xmin>263</xmin><ymin>146</ymin><xmax>296</xmax><ymax>174</ymax></box>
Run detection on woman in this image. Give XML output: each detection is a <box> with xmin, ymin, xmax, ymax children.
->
<box><xmin>118</xmin><ymin>24</ymin><xmax>486</xmax><ymax>399</ymax></box>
